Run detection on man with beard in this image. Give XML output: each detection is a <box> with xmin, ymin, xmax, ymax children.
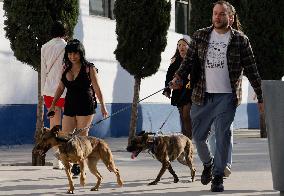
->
<box><xmin>170</xmin><ymin>1</ymin><xmax>264</xmax><ymax>192</ymax></box>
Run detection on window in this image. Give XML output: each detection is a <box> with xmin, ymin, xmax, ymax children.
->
<box><xmin>175</xmin><ymin>0</ymin><xmax>189</xmax><ymax>34</ymax></box>
<box><xmin>89</xmin><ymin>0</ymin><xmax>115</xmax><ymax>19</ymax></box>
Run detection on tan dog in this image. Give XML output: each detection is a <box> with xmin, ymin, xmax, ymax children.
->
<box><xmin>127</xmin><ymin>131</ymin><xmax>196</xmax><ymax>185</ymax></box>
<box><xmin>35</xmin><ymin>125</ymin><xmax>123</xmax><ymax>194</ymax></box>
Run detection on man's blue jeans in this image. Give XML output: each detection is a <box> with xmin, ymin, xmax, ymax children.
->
<box><xmin>191</xmin><ymin>93</ymin><xmax>236</xmax><ymax>176</ymax></box>
<box><xmin>209</xmin><ymin>123</ymin><xmax>233</xmax><ymax>168</ymax></box>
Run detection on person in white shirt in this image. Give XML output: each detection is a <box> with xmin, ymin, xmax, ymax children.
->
<box><xmin>41</xmin><ymin>21</ymin><xmax>67</xmax><ymax>170</ymax></box>
<box><xmin>207</xmin><ymin>9</ymin><xmax>242</xmax><ymax>178</ymax></box>
<box><xmin>170</xmin><ymin>1</ymin><xmax>263</xmax><ymax>192</ymax></box>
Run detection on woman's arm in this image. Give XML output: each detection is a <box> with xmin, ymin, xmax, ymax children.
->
<box><xmin>90</xmin><ymin>67</ymin><xmax>109</xmax><ymax>118</ymax></box>
<box><xmin>48</xmin><ymin>81</ymin><xmax>65</xmax><ymax>117</ymax></box>
<box><xmin>163</xmin><ymin>58</ymin><xmax>177</xmax><ymax>98</ymax></box>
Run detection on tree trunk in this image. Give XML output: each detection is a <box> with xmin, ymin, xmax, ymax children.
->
<box><xmin>128</xmin><ymin>76</ymin><xmax>141</xmax><ymax>144</ymax></box>
<box><xmin>32</xmin><ymin>69</ymin><xmax>45</xmax><ymax>166</ymax></box>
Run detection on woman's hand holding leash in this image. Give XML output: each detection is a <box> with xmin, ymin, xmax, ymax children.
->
<box><xmin>101</xmin><ymin>106</ymin><xmax>109</xmax><ymax>119</ymax></box>
<box><xmin>162</xmin><ymin>91</ymin><xmax>171</xmax><ymax>99</ymax></box>
<box><xmin>47</xmin><ymin>106</ymin><xmax>56</xmax><ymax>119</ymax></box>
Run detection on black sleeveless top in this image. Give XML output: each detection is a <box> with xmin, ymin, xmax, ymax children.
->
<box><xmin>61</xmin><ymin>64</ymin><xmax>96</xmax><ymax>116</ymax></box>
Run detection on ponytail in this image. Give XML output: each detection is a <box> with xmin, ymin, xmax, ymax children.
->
<box><xmin>231</xmin><ymin>13</ymin><xmax>242</xmax><ymax>32</ymax></box>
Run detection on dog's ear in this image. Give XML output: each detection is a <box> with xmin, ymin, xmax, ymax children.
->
<box><xmin>50</xmin><ymin>125</ymin><xmax>61</xmax><ymax>137</ymax></box>
<box><xmin>41</xmin><ymin>127</ymin><xmax>50</xmax><ymax>134</ymax></box>
<box><xmin>39</xmin><ymin>128</ymin><xmax>48</xmax><ymax>140</ymax></box>
<box><xmin>42</xmin><ymin>127</ymin><xmax>47</xmax><ymax>133</ymax></box>
<box><xmin>141</xmin><ymin>132</ymin><xmax>150</xmax><ymax>141</ymax></box>
<box><xmin>137</xmin><ymin>131</ymin><xmax>145</xmax><ymax>136</ymax></box>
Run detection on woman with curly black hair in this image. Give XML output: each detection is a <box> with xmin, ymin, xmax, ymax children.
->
<box><xmin>48</xmin><ymin>39</ymin><xmax>108</xmax><ymax>136</ymax></box>
<box><xmin>48</xmin><ymin>39</ymin><xmax>108</xmax><ymax>177</ymax></box>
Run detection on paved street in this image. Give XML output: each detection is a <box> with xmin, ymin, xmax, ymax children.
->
<box><xmin>0</xmin><ymin>130</ymin><xmax>280</xmax><ymax>196</ymax></box>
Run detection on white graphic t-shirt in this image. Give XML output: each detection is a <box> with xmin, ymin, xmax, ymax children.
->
<box><xmin>205</xmin><ymin>29</ymin><xmax>232</xmax><ymax>93</ymax></box>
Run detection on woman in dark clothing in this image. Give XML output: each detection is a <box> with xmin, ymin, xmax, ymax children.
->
<box><xmin>48</xmin><ymin>39</ymin><xmax>108</xmax><ymax>136</ymax></box>
<box><xmin>48</xmin><ymin>39</ymin><xmax>109</xmax><ymax>177</ymax></box>
<box><xmin>163</xmin><ymin>38</ymin><xmax>192</xmax><ymax>139</ymax></box>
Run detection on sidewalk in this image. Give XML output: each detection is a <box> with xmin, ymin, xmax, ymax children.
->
<box><xmin>0</xmin><ymin>129</ymin><xmax>279</xmax><ymax>196</ymax></box>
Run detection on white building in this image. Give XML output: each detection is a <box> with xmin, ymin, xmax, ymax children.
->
<box><xmin>0</xmin><ymin>0</ymin><xmax>259</xmax><ymax>145</ymax></box>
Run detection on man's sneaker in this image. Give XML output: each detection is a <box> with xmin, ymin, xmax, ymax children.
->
<box><xmin>211</xmin><ymin>175</ymin><xmax>224</xmax><ymax>192</ymax></box>
<box><xmin>71</xmin><ymin>164</ymin><xmax>80</xmax><ymax>178</ymax></box>
<box><xmin>224</xmin><ymin>166</ymin><xmax>231</xmax><ymax>178</ymax></box>
<box><xmin>52</xmin><ymin>159</ymin><xmax>64</xmax><ymax>170</ymax></box>
<box><xmin>201</xmin><ymin>163</ymin><xmax>212</xmax><ymax>185</ymax></box>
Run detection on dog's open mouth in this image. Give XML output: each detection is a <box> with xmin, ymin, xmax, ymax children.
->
<box><xmin>126</xmin><ymin>145</ymin><xmax>143</xmax><ymax>159</ymax></box>
<box><xmin>130</xmin><ymin>150</ymin><xmax>142</xmax><ymax>159</ymax></box>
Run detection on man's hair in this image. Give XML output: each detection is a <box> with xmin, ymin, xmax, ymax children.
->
<box><xmin>51</xmin><ymin>21</ymin><xmax>67</xmax><ymax>38</ymax></box>
<box><xmin>213</xmin><ymin>1</ymin><xmax>242</xmax><ymax>31</ymax></box>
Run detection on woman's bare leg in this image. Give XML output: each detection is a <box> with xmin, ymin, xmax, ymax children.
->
<box><xmin>49</xmin><ymin>106</ymin><xmax>62</xmax><ymax>129</ymax></box>
<box><xmin>76</xmin><ymin>114</ymin><xmax>95</xmax><ymax>136</ymax></box>
<box><xmin>62</xmin><ymin>115</ymin><xmax>77</xmax><ymax>136</ymax></box>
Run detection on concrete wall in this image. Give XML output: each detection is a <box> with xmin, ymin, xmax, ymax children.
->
<box><xmin>0</xmin><ymin>1</ymin><xmax>259</xmax><ymax>145</ymax></box>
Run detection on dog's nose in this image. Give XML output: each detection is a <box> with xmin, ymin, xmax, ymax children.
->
<box><xmin>126</xmin><ymin>146</ymin><xmax>131</xmax><ymax>152</ymax></box>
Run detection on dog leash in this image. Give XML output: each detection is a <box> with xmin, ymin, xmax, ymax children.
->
<box><xmin>72</xmin><ymin>80</ymin><xmax>187</xmax><ymax>136</ymax></box>
<box><xmin>96</xmin><ymin>86</ymin><xmax>167</xmax><ymax>124</ymax></box>
<box><xmin>157</xmin><ymin>81</ymin><xmax>191</xmax><ymax>133</ymax></box>
<box><xmin>71</xmin><ymin>86</ymin><xmax>168</xmax><ymax>136</ymax></box>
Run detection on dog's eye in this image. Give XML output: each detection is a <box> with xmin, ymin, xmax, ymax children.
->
<box><xmin>131</xmin><ymin>139</ymin><xmax>137</xmax><ymax>144</ymax></box>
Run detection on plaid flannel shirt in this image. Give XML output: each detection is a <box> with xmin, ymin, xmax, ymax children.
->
<box><xmin>176</xmin><ymin>26</ymin><xmax>263</xmax><ymax>106</ymax></box>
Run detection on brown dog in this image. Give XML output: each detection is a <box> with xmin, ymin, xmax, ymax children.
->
<box><xmin>127</xmin><ymin>131</ymin><xmax>196</xmax><ymax>185</ymax></box>
<box><xmin>35</xmin><ymin>125</ymin><xmax>123</xmax><ymax>194</ymax></box>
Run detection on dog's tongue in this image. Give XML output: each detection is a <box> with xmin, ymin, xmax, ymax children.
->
<box><xmin>131</xmin><ymin>152</ymin><xmax>136</xmax><ymax>159</ymax></box>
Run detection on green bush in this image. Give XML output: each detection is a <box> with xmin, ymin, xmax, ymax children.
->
<box><xmin>114</xmin><ymin>0</ymin><xmax>171</xmax><ymax>78</ymax></box>
<box><xmin>3</xmin><ymin>0</ymin><xmax>79</xmax><ymax>71</ymax></box>
<box><xmin>189</xmin><ymin>0</ymin><xmax>284</xmax><ymax>80</ymax></box>
<box><xmin>239</xmin><ymin>0</ymin><xmax>284</xmax><ymax>79</ymax></box>
<box><xmin>114</xmin><ymin>0</ymin><xmax>171</xmax><ymax>138</ymax></box>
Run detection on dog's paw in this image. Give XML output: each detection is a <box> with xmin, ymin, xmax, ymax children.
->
<box><xmin>90</xmin><ymin>187</ymin><xmax>99</xmax><ymax>191</ymax></box>
<box><xmin>66</xmin><ymin>189</ymin><xmax>74</xmax><ymax>194</ymax></box>
<box><xmin>148</xmin><ymin>181</ymin><xmax>158</xmax><ymax>185</ymax></box>
<box><xmin>66</xmin><ymin>185</ymin><xmax>75</xmax><ymax>194</ymax></box>
<box><xmin>174</xmin><ymin>178</ymin><xmax>179</xmax><ymax>183</ymax></box>
<box><xmin>117</xmin><ymin>179</ymin><xmax>123</xmax><ymax>187</ymax></box>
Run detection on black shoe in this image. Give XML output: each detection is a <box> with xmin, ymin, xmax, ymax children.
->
<box><xmin>201</xmin><ymin>163</ymin><xmax>212</xmax><ymax>185</ymax></box>
<box><xmin>71</xmin><ymin>164</ymin><xmax>80</xmax><ymax>178</ymax></box>
<box><xmin>211</xmin><ymin>175</ymin><xmax>224</xmax><ymax>192</ymax></box>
